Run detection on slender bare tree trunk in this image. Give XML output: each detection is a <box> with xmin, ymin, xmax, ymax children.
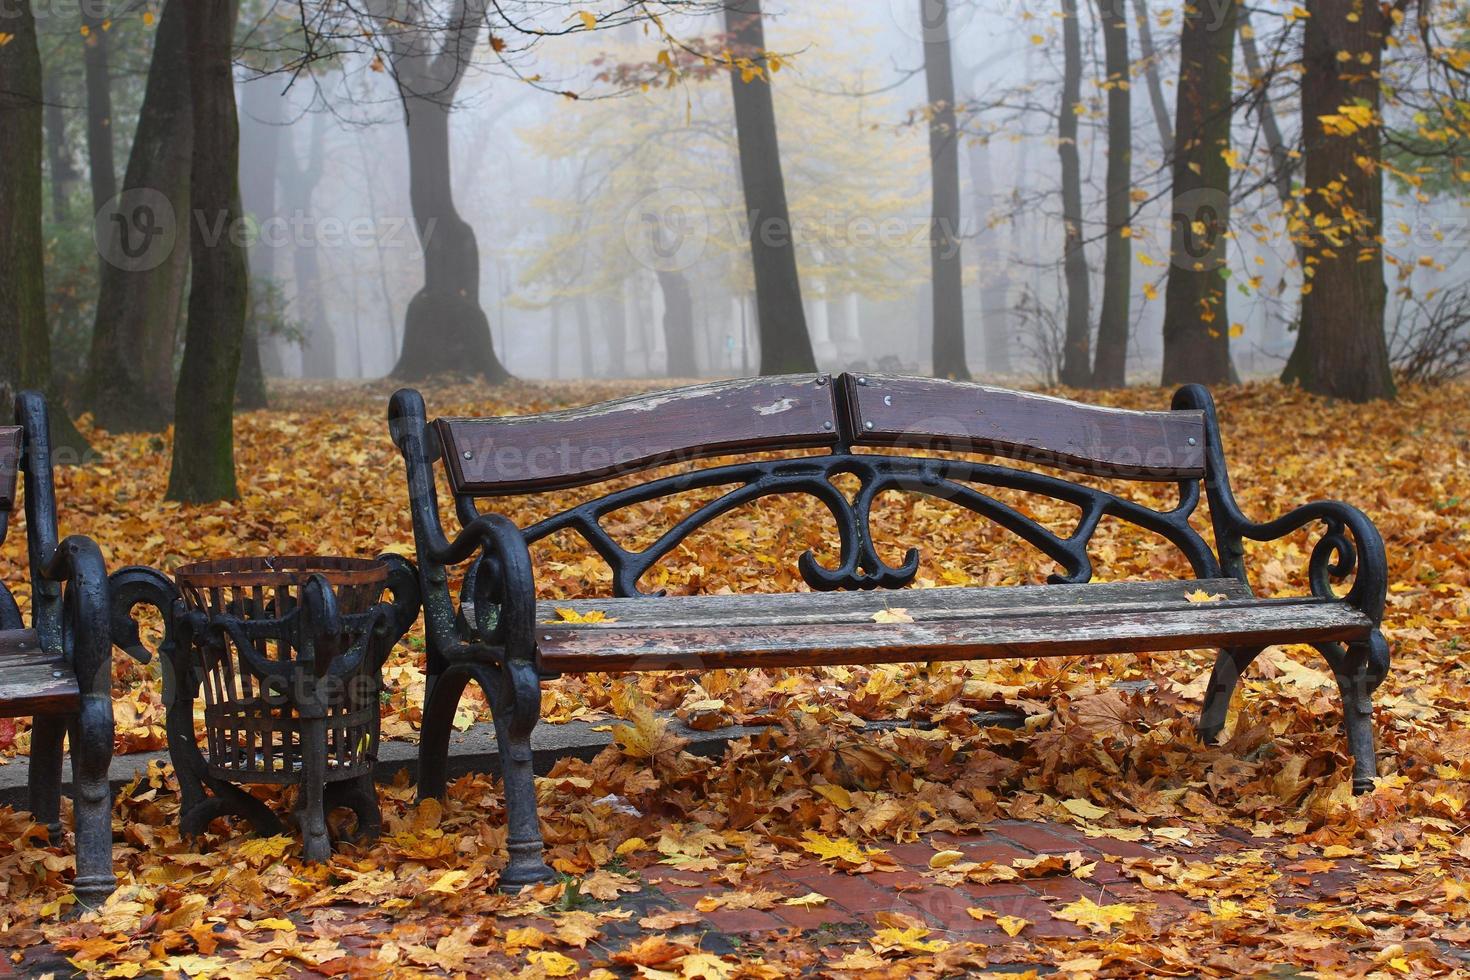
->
<box><xmin>1058</xmin><ymin>0</ymin><xmax>1091</xmax><ymax>386</ymax></box>
<box><xmin>1132</xmin><ymin>0</ymin><xmax>1173</xmax><ymax>152</ymax></box>
<box><xmin>921</xmin><ymin>0</ymin><xmax>968</xmax><ymax>379</ymax></box>
<box><xmin>1091</xmin><ymin>0</ymin><xmax>1132</xmax><ymax>388</ymax></box>
<box><xmin>657</xmin><ymin>269</ymin><xmax>697</xmax><ymax>377</ymax></box>
<box><xmin>81</xmin><ymin>1</ymin><xmax>116</xmax><ymax>215</ymax></box>
<box><xmin>965</xmin><ymin>137</ymin><xmax>1013</xmax><ymax>375</ymax></box>
<box><xmin>1239</xmin><ymin>7</ymin><xmax>1301</xmax><ymax>351</ymax></box>
<box><xmin>725</xmin><ymin>0</ymin><xmax>816</xmax><ymax>374</ymax></box>
<box><xmin>1280</xmin><ymin>0</ymin><xmax>1395</xmax><ymax>401</ymax></box>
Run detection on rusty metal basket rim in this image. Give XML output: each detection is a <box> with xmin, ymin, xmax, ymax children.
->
<box><xmin>174</xmin><ymin>555</ymin><xmax>388</xmax><ymax>591</ymax></box>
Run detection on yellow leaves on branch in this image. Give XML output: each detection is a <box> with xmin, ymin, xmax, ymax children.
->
<box><xmin>1320</xmin><ymin>102</ymin><xmax>1380</xmax><ymax>137</ymax></box>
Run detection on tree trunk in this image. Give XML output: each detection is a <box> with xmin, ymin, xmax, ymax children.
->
<box><xmin>391</xmin><ymin>89</ymin><xmax>508</xmax><ymax>382</ymax></box>
<box><xmin>607</xmin><ymin>282</ymin><xmax>628</xmax><ymax>377</ymax></box>
<box><xmin>167</xmin><ymin>0</ymin><xmax>246</xmax><ymax>502</ymax></box>
<box><xmin>1058</xmin><ymin>0</ymin><xmax>1091</xmax><ymax>386</ymax></box>
<box><xmin>43</xmin><ymin>66</ymin><xmax>77</xmax><ymax>222</ymax></box>
<box><xmin>1090</xmin><ymin>0</ymin><xmax>1132</xmax><ymax>388</ymax></box>
<box><xmin>232</xmin><ymin>80</ymin><xmax>275</xmax><ymax>407</ymax></box>
<box><xmin>657</xmin><ymin>269</ymin><xmax>697</xmax><ymax>377</ymax></box>
<box><xmin>2</xmin><ymin>0</ymin><xmax>91</xmax><ymax>459</ymax></box>
<box><xmin>278</xmin><ymin>110</ymin><xmax>333</xmax><ymax>379</ymax></box>
<box><xmin>922</xmin><ymin>0</ymin><xmax>969</xmax><ymax>380</ymax></box>
<box><xmin>1161</xmin><ymin>0</ymin><xmax>1237</xmax><ymax>386</ymax></box>
<box><xmin>81</xmin><ymin>1</ymin><xmax>116</xmax><ymax>215</ymax></box>
<box><xmin>1281</xmin><ymin>0</ymin><xmax>1395</xmax><ymax>401</ymax></box>
<box><xmin>239</xmin><ymin>72</ymin><xmax>283</xmax><ymax>380</ymax></box>
<box><xmin>575</xmin><ymin>294</ymin><xmax>594</xmax><ymax>378</ymax></box>
<box><xmin>84</xmin><ymin>0</ymin><xmax>190</xmax><ymax>432</ymax></box>
<box><xmin>725</xmin><ymin>0</ymin><xmax>817</xmax><ymax>375</ymax></box>
<box><xmin>1132</xmin><ymin>0</ymin><xmax>1173</xmax><ymax>152</ymax></box>
<box><xmin>965</xmin><ymin>138</ymin><xmax>1012</xmax><ymax>376</ymax></box>
<box><xmin>1239</xmin><ymin>7</ymin><xmax>1302</xmax><ymax>350</ymax></box>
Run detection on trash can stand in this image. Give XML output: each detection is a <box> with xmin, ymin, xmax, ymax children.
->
<box><xmin>109</xmin><ymin>555</ymin><xmax>419</xmax><ymax>860</ymax></box>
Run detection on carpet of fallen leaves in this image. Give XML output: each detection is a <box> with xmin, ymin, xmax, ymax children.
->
<box><xmin>0</xmin><ymin>377</ymin><xmax>1467</xmax><ymax>978</ymax></box>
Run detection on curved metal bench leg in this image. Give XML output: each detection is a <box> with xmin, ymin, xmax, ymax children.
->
<box><xmin>474</xmin><ymin>661</ymin><xmax>555</xmax><ymax>892</ymax></box>
<box><xmin>417</xmin><ymin>669</ymin><xmax>471</xmax><ymax>801</ymax></box>
<box><xmin>27</xmin><ymin>714</ymin><xmax>67</xmax><ymax>843</ymax></box>
<box><xmin>1322</xmin><ymin>632</ymin><xmax>1387</xmax><ymax>795</ymax></box>
<box><xmin>1197</xmin><ymin>646</ymin><xmax>1263</xmax><ymax>744</ymax></box>
<box><xmin>70</xmin><ymin>700</ymin><xmax>116</xmax><ymax>908</ymax></box>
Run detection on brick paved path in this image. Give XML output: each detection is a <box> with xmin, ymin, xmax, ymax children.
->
<box><xmin>8</xmin><ymin>818</ymin><xmax>1382</xmax><ymax>976</ymax></box>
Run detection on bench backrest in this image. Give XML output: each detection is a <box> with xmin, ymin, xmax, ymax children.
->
<box><xmin>437</xmin><ymin>375</ymin><xmax>842</xmax><ymax>496</ymax></box>
<box><xmin>841</xmin><ymin>374</ymin><xmax>1205</xmax><ymax>481</ymax></box>
<box><xmin>435</xmin><ymin>373</ymin><xmax>1207</xmax><ymax>496</ymax></box>
<box><xmin>0</xmin><ymin>426</ymin><xmax>20</xmax><ymax>544</ymax></box>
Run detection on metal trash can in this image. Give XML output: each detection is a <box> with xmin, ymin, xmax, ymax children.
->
<box><xmin>165</xmin><ymin>555</ymin><xmax>419</xmax><ymax>860</ymax></box>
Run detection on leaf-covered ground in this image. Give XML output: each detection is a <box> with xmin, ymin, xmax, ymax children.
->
<box><xmin>0</xmin><ymin>378</ymin><xmax>1466</xmax><ymax>977</ymax></box>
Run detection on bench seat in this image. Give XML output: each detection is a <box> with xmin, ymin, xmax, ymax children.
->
<box><xmin>0</xmin><ymin>629</ymin><xmax>80</xmax><ymax>718</ymax></box>
<box><xmin>535</xmin><ymin>579</ymin><xmax>1372</xmax><ymax>672</ymax></box>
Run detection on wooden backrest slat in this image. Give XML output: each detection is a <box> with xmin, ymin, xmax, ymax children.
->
<box><xmin>438</xmin><ymin>375</ymin><xmax>841</xmax><ymax>496</ymax></box>
<box><xmin>0</xmin><ymin>427</ymin><xmax>20</xmax><ymax>513</ymax></box>
<box><xmin>841</xmin><ymin>374</ymin><xmax>1205</xmax><ymax>480</ymax></box>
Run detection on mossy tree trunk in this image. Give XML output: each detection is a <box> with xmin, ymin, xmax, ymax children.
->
<box><xmin>2</xmin><ymin>0</ymin><xmax>91</xmax><ymax>460</ymax></box>
<box><xmin>166</xmin><ymin>0</ymin><xmax>246</xmax><ymax>502</ymax></box>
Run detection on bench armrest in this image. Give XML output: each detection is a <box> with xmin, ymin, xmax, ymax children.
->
<box><xmin>389</xmin><ymin>388</ymin><xmax>537</xmax><ymax>669</ymax></box>
<box><xmin>1171</xmin><ymin>385</ymin><xmax>1389</xmax><ymax>625</ymax></box>
<box><xmin>41</xmin><ymin>535</ymin><xmax>114</xmax><ymax>700</ymax></box>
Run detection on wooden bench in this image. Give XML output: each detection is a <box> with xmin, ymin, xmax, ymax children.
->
<box><xmin>389</xmin><ymin>374</ymin><xmax>1390</xmax><ymax>890</ymax></box>
<box><xmin>0</xmin><ymin>393</ymin><xmax>117</xmax><ymax>906</ymax></box>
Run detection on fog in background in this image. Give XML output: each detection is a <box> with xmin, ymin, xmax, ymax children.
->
<box><xmin>218</xmin><ymin>0</ymin><xmax>1467</xmax><ymax>384</ymax></box>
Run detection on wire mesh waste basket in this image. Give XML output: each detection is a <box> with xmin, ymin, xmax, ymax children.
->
<box><xmin>163</xmin><ymin>555</ymin><xmax>418</xmax><ymax>860</ymax></box>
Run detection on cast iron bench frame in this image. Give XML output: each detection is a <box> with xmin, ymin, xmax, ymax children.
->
<box><xmin>0</xmin><ymin>393</ymin><xmax>117</xmax><ymax>905</ymax></box>
<box><xmin>389</xmin><ymin>373</ymin><xmax>1390</xmax><ymax>890</ymax></box>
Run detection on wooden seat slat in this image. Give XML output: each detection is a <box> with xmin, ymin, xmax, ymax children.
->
<box><xmin>537</xmin><ymin>578</ymin><xmax>1253</xmax><ymax>630</ymax></box>
<box><xmin>0</xmin><ymin>630</ymin><xmax>79</xmax><ymax>718</ymax></box>
<box><xmin>536</xmin><ymin>596</ymin><xmax>1371</xmax><ymax>672</ymax></box>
